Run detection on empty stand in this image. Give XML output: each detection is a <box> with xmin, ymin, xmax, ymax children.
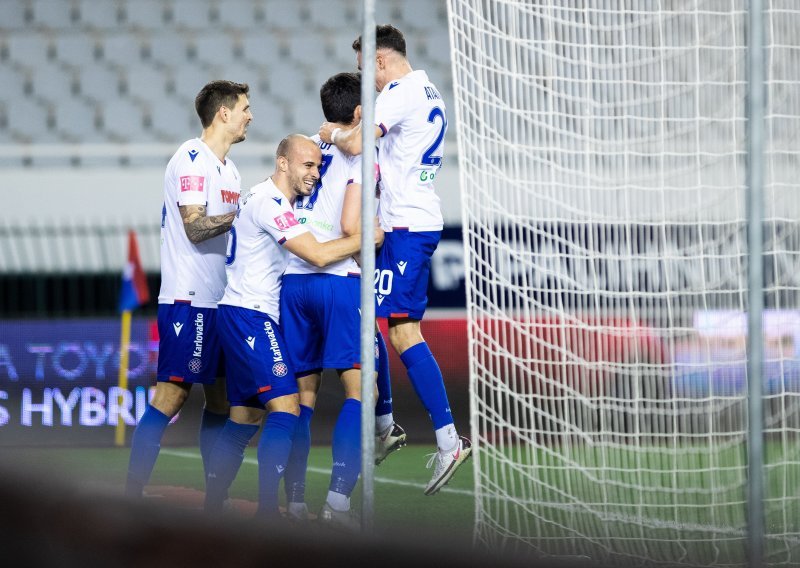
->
<box><xmin>30</xmin><ymin>0</ymin><xmax>79</xmax><ymax>30</ymax></box>
<box><xmin>0</xmin><ymin>0</ymin><xmax>454</xmax><ymax>155</ymax></box>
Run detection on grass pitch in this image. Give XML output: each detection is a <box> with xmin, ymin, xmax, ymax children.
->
<box><xmin>2</xmin><ymin>444</ymin><xmax>476</xmax><ymax>543</ymax></box>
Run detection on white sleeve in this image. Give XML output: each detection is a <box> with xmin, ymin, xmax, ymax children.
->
<box><xmin>374</xmin><ymin>86</ymin><xmax>408</xmax><ymax>137</ymax></box>
<box><xmin>256</xmin><ymin>198</ymin><xmax>309</xmax><ymax>244</ymax></box>
<box><xmin>174</xmin><ymin>152</ymin><xmax>210</xmax><ymax>207</ymax></box>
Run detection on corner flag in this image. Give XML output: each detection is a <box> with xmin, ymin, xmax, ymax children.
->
<box><xmin>116</xmin><ymin>229</ymin><xmax>150</xmax><ymax>446</ymax></box>
<box><xmin>119</xmin><ymin>230</ymin><xmax>150</xmax><ymax>312</ymax></box>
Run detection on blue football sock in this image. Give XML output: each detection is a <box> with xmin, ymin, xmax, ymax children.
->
<box><xmin>203</xmin><ymin>420</ymin><xmax>259</xmax><ymax>513</ymax></box>
<box><xmin>329</xmin><ymin>398</ymin><xmax>362</xmax><ymax>498</ymax></box>
<box><xmin>199</xmin><ymin>408</ymin><xmax>228</xmax><ymax>476</ymax></box>
<box><xmin>126</xmin><ymin>404</ymin><xmax>170</xmax><ymax>497</ymax></box>
<box><xmin>375</xmin><ymin>331</ymin><xmax>393</xmax><ymax>418</ymax></box>
<box><xmin>256</xmin><ymin>411</ymin><xmax>298</xmax><ymax>520</ymax></box>
<box><xmin>284</xmin><ymin>405</ymin><xmax>313</xmax><ymax>504</ymax></box>
<box><xmin>400</xmin><ymin>342</ymin><xmax>454</xmax><ymax>430</ymax></box>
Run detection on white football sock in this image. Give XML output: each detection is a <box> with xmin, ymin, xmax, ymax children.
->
<box><xmin>435</xmin><ymin>423</ymin><xmax>458</xmax><ymax>453</ymax></box>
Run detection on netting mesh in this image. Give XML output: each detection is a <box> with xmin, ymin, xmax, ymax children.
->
<box><xmin>447</xmin><ymin>1</ymin><xmax>800</xmax><ymax>565</ymax></box>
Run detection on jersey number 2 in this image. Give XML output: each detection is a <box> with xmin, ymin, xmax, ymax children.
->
<box><xmin>421</xmin><ymin>106</ymin><xmax>447</xmax><ymax>166</ymax></box>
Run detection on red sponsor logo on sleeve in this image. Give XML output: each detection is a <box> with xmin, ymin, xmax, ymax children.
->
<box><xmin>274</xmin><ymin>211</ymin><xmax>300</xmax><ymax>230</ymax></box>
<box><xmin>180</xmin><ymin>176</ymin><xmax>205</xmax><ymax>192</ymax></box>
<box><xmin>220</xmin><ymin>189</ymin><xmax>239</xmax><ymax>204</ymax></box>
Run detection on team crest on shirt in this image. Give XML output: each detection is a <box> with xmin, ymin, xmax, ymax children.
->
<box><xmin>188</xmin><ymin>357</ymin><xmax>202</xmax><ymax>374</ymax></box>
<box><xmin>272</xmin><ymin>362</ymin><xmax>288</xmax><ymax>377</ymax></box>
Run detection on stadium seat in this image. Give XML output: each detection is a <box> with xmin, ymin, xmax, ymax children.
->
<box><xmin>6</xmin><ymin>98</ymin><xmax>52</xmax><ymax>143</ymax></box>
<box><xmin>147</xmin><ymin>96</ymin><xmax>197</xmax><ymax>142</ymax></box>
<box><xmin>143</xmin><ymin>30</ymin><xmax>193</xmax><ymax>67</ymax></box>
<box><xmin>373</xmin><ymin>1</ymin><xmax>399</xmax><ymax>24</ymax></box>
<box><xmin>77</xmin><ymin>0</ymin><xmax>121</xmax><ymax>29</ymax></box>
<box><xmin>54</xmin><ymin>32</ymin><xmax>100</xmax><ymax>66</ymax></box>
<box><xmin>216</xmin><ymin>0</ymin><xmax>267</xmax><ymax>30</ymax></box>
<box><xmin>99</xmin><ymin>33</ymin><xmax>146</xmax><ymax>67</ymax></box>
<box><xmin>286</xmin><ymin>95</ymin><xmax>324</xmax><ymax>135</ymax></box>
<box><xmin>193</xmin><ymin>33</ymin><xmax>238</xmax><ymax>68</ymax></box>
<box><xmin>123</xmin><ymin>64</ymin><xmax>170</xmax><ymax>101</ymax></box>
<box><xmin>261</xmin><ymin>58</ymin><xmax>314</xmax><ymax>101</ymax></box>
<box><xmin>30</xmin><ymin>0</ymin><xmax>78</xmax><ymax>29</ymax></box>
<box><xmin>305</xmin><ymin>0</ymin><xmax>358</xmax><ymax>30</ymax></box>
<box><xmin>170</xmin><ymin>0</ymin><xmax>216</xmax><ymax>31</ymax></box>
<box><xmin>76</xmin><ymin>65</ymin><xmax>123</xmax><ymax>101</ymax></box>
<box><xmin>0</xmin><ymin>1</ymin><xmax>31</xmax><ymax>30</ymax></box>
<box><xmin>419</xmin><ymin>29</ymin><xmax>451</xmax><ymax>61</ymax></box>
<box><xmin>239</xmin><ymin>31</ymin><xmax>288</xmax><ymax>65</ymax></box>
<box><xmin>169</xmin><ymin>63</ymin><xmax>221</xmax><ymax>102</ymax></box>
<box><xmin>29</xmin><ymin>62</ymin><xmax>77</xmax><ymax>102</ymax></box>
<box><xmin>4</xmin><ymin>32</ymin><xmax>54</xmax><ymax>67</ymax></box>
<box><xmin>395</xmin><ymin>0</ymin><xmax>446</xmax><ymax>32</ymax></box>
<box><xmin>0</xmin><ymin>66</ymin><xmax>29</xmax><ymax>102</ymax></box>
<box><xmin>100</xmin><ymin>98</ymin><xmax>149</xmax><ymax>142</ymax></box>
<box><xmin>52</xmin><ymin>97</ymin><xmax>104</xmax><ymax>143</ymax></box>
<box><xmin>122</xmin><ymin>0</ymin><xmax>170</xmax><ymax>30</ymax></box>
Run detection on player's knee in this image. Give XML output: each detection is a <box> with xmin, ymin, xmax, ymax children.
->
<box><xmin>150</xmin><ymin>382</ymin><xmax>191</xmax><ymax>417</ymax></box>
<box><xmin>267</xmin><ymin>393</ymin><xmax>301</xmax><ymax>416</ymax></box>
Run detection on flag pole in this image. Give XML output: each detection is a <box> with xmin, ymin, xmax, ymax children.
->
<box><xmin>115</xmin><ymin>308</ymin><xmax>133</xmax><ymax>447</ymax></box>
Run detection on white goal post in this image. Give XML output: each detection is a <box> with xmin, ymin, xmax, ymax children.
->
<box><xmin>447</xmin><ymin>1</ymin><xmax>800</xmax><ymax>565</ymax></box>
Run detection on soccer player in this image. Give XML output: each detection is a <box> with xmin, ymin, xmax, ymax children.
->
<box><xmin>202</xmin><ymin>134</ymin><xmax>384</xmax><ymax>521</ymax></box>
<box><xmin>125</xmin><ymin>80</ymin><xmax>251</xmax><ymax>499</ymax></box>
<box><xmin>319</xmin><ymin>25</ymin><xmax>472</xmax><ymax>495</ymax></box>
<box><xmin>279</xmin><ymin>71</ymin><xmax>405</xmax><ymax>531</ymax></box>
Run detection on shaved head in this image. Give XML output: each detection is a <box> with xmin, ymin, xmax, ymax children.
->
<box><xmin>276</xmin><ymin>134</ymin><xmax>317</xmax><ymax>161</ymax></box>
<box><xmin>272</xmin><ymin>134</ymin><xmax>322</xmax><ymax>202</ymax></box>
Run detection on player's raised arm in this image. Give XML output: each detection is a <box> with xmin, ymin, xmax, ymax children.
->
<box><xmin>319</xmin><ymin>120</ymin><xmax>384</xmax><ymax>156</ymax></box>
<box><xmin>283</xmin><ymin>226</ymin><xmax>383</xmax><ymax>268</ymax></box>
<box><xmin>179</xmin><ymin>204</ymin><xmax>236</xmax><ymax>244</ymax></box>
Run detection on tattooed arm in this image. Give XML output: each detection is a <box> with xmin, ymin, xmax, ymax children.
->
<box><xmin>179</xmin><ymin>204</ymin><xmax>236</xmax><ymax>244</ymax></box>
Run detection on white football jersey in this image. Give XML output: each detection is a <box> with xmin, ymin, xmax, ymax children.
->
<box><xmin>158</xmin><ymin>138</ymin><xmax>241</xmax><ymax>308</ymax></box>
<box><xmin>219</xmin><ymin>178</ymin><xmax>309</xmax><ymax>320</ymax></box>
<box><xmin>286</xmin><ymin>135</ymin><xmax>362</xmax><ymax>276</ymax></box>
<box><xmin>374</xmin><ymin>69</ymin><xmax>445</xmax><ymax>232</ymax></box>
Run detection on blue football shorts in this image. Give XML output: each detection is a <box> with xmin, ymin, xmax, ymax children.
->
<box><xmin>156</xmin><ymin>302</ymin><xmax>223</xmax><ymax>385</ymax></box>
<box><xmin>281</xmin><ymin>273</ymin><xmax>379</xmax><ymax>374</ymax></box>
<box><xmin>375</xmin><ymin>230</ymin><xmax>441</xmax><ymax>320</ymax></box>
<box><xmin>217</xmin><ymin>304</ymin><xmax>298</xmax><ymax>408</ymax></box>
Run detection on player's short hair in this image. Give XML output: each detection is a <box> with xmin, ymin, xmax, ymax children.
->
<box><xmin>352</xmin><ymin>24</ymin><xmax>407</xmax><ymax>57</ymax></box>
<box><xmin>194</xmin><ymin>80</ymin><xmax>250</xmax><ymax>128</ymax></box>
<box><xmin>320</xmin><ymin>72</ymin><xmax>361</xmax><ymax>124</ymax></box>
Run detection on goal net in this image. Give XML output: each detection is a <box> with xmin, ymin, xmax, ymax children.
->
<box><xmin>447</xmin><ymin>1</ymin><xmax>800</xmax><ymax>565</ymax></box>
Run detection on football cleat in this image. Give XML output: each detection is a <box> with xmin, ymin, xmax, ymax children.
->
<box><xmin>285</xmin><ymin>502</ymin><xmax>310</xmax><ymax>524</ymax></box>
<box><xmin>424</xmin><ymin>435</ymin><xmax>473</xmax><ymax>496</ymax></box>
<box><xmin>318</xmin><ymin>502</ymin><xmax>361</xmax><ymax>533</ymax></box>
<box><xmin>375</xmin><ymin>422</ymin><xmax>407</xmax><ymax>466</ymax></box>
